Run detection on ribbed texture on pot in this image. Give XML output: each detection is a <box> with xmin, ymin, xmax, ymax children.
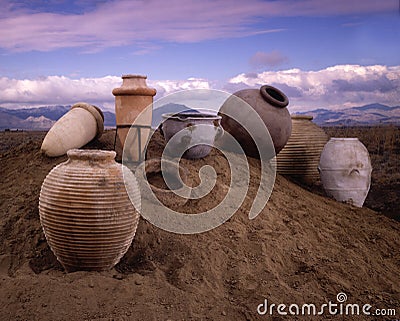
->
<box><xmin>277</xmin><ymin>115</ymin><xmax>328</xmax><ymax>184</ymax></box>
<box><xmin>39</xmin><ymin>149</ymin><xmax>140</xmax><ymax>272</ymax></box>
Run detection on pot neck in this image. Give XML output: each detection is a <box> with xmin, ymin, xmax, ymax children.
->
<box><xmin>67</xmin><ymin>149</ymin><xmax>116</xmax><ymax>163</ymax></box>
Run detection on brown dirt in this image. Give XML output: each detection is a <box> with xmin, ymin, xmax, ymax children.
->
<box><xmin>0</xmin><ymin>129</ymin><xmax>399</xmax><ymax>321</ymax></box>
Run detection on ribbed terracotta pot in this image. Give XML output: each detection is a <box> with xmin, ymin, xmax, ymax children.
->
<box><xmin>39</xmin><ymin>149</ymin><xmax>140</xmax><ymax>272</ymax></box>
<box><xmin>277</xmin><ymin>115</ymin><xmax>328</xmax><ymax>185</ymax></box>
<box><xmin>113</xmin><ymin>74</ymin><xmax>156</xmax><ymax>162</ymax></box>
<box><xmin>219</xmin><ymin>85</ymin><xmax>291</xmax><ymax>158</ymax></box>
<box><xmin>319</xmin><ymin>138</ymin><xmax>372</xmax><ymax>207</ymax></box>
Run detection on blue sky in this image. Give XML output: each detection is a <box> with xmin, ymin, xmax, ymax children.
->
<box><xmin>0</xmin><ymin>0</ymin><xmax>399</xmax><ymax>111</ymax></box>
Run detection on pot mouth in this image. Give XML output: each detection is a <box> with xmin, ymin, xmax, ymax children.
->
<box><xmin>122</xmin><ymin>74</ymin><xmax>147</xmax><ymax>79</ymax></box>
<box><xmin>260</xmin><ymin>85</ymin><xmax>289</xmax><ymax>108</ymax></box>
<box><xmin>291</xmin><ymin>115</ymin><xmax>313</xmax><ymax>120</ymax></box>
<box><xmin>67</xmin><ymin>149</ymin><xmax>116</xmax><ymax>161</ymax></box>
<box><xmin>162</xmin><ymin>112</ymin><xmax>221</xmax><ymax>121</ymax></box>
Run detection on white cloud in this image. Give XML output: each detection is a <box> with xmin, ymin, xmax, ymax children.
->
<box><xmin>0</xmin><ymin>75</ymin><xmax>213</xmax><ymax>111</ymax></box>
<box><xmin>0</xmin><ymin>75</ymin><xmax>121</xmax><ymax>110</ymax></box>
<box><xmin>226</xmin><ymin>64</ymin><xmax>400</xmax><ymax>111</ymax></box>
<box><xmin>0</xmin><ymin>0</ymin><xmax>396</xmax><ymax>52</ymax></box>
<box><xmin>0</xmin><ymin>65</ymin><xmax>399</xmax><ymax>112</ymax></box>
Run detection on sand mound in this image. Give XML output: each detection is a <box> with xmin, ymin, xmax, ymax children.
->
<box><xmin>0</xmin><ymin>130</ymin><xmax>399</xmax><ymax>321</ymax></box>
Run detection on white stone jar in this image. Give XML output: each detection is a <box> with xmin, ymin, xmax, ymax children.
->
<box><xmin>318</xmin><ymin>138</ymin><xmax>372</xmax><ymax>207</ymax></box>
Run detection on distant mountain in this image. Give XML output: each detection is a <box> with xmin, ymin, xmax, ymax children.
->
<box><xmin>24</xmin><ymin>116</ymin><xmax>55</xmax><ymax>130</ymax></box>
<box><xmin>353</xmin><ymin>103</ymin><xmax>393</xmax><ymax>112</ymax></box>
<box><xmin>102</xmin><ymin>111</ymin><xmax>116</xmax><ymax>128</ymax></box>
<box><xmin>295</xmin><ymin>104</ymin><xmax>400</xmax><ymax>126</ymax></box>
<box><xmin>0</xmin><ymin>105</ymin><xmax>116</xmax><ymax>130</ymax></box>
<box><xmin>0</xmin><ymin>105</ymin><xmax>70</xmax><ymax>121</ymax></box>
<box><xmin>0</xmin><ymin>111</ymin><xmax>26</xmax><ymax>129</ymax></box>
<box><xmin>1</xmin><ymin>103</ymin><xmax>399</xmax><ymax>130</ymax></box>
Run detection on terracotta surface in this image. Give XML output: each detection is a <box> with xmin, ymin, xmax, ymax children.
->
<box><xmin>277</xmin><ymin>115</ymin><xmax>329</xmax><ymax>185</ymax></box>
<box><xmin>113</xmin><ymin>75</ymin><xmax>156</xmax><ymax>161</ymax></box>
<box><xmin>39</xmin><ymin>149</ymin><xmax>140</xmax><ymax>271</ymax></box>
<box><xmin>219</xmin><ymin>85</ymin><xmax>292</xmax><ymax>158</ymax></box>
<box><xmin>319</xmin><ymin>138</ymin><xmax>372</xmax><ymax>207</ymax></box>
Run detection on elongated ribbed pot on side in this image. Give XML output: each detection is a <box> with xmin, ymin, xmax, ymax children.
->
<box><xmin>39</xmin><ymin>149</ymin><xmax>140</xmax><ymax>272</ymax></box>
<box><xmin>277</xmin><ymin>115</ymin><xmax>328</xmax><ymax>185</ymax></box>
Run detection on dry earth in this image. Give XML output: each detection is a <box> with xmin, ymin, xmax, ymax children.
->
<box><xmin>0</xmin><ymin>130</ymin><xmax>399</xmax><ymax>321</ymax></box>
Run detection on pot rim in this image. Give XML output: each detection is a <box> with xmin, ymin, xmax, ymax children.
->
<box><xmin>260</xmin><ymin>85</ymin><xmax>289</xmax><ymax>108</ymax></box>
<box><xmin>67</xmin><ymin>149</ymin><xmax>116</xmax><ymax>161</ymax></box>
<box><xmin>71</xmin><ymin>102</ymin><xmax>104</xmax><ymax>139</ymax></box>
<box><xmin>122</xmin><ymin>74</ymin><xmax>147</xmax><ymax>79</ymax></box>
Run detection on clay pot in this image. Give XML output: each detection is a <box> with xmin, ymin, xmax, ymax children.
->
<box><xmin>39</xmin><ymin>149</ymin><xmax>140</xmax><ymax>272</ymax></box>
<box><xmin>139</xmin><ymin>158</ymin><xmax>191</xmax><ymax>209</ymax></box>
<box><xmin>113</xmin><ymin>74</ymin><xmax>156</xmax><ymax>162</ymax></box>
<box><xmin>318</xmin><ymin>138</ymin><xmax>372</xmax><ymax>207</ymax></box>
<box><xmin>161</xmin><ymin>112</ymin><xmax>223</xmax><ymax>159</ymax></box>
<box><xmin>41</xmin><ymin>102</ymin><xmax>104</xmax><ymax>157</ymax></box>
<box><xmin>277</xmin><ymin>115</ymin><xmax>328</xmax><ymax>185</ymax></box>
<box><xmin>219</xmin><ymin>85</ymin><xmax>291</xmax><ymax>158</ymax></box>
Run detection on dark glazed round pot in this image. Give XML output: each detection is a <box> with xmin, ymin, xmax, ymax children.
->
<box><xmin>219</xmin><ymin>85</ymin><xmax>292</xmax><ymax>158</ymax></box>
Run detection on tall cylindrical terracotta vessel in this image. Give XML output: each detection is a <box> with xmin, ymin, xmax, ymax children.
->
<box><xmin>277</xmin><ymin>115</ymin><xmax>328</xmax><ymax>185</ymax></box>
<box><xmin>112</xmin><ymin>75</ymin><xmax>156</xmax><ymax>162</ymax></box>
<box><xmin>219</xmin><ymin>85</ymin><xmax>291</xmax><ymax>158</ymax></box>
<box><xmin>39</xmin><ymin>149</ymin><xmax>140</xmax><ymax>272</ymax></box>
<box><xmin>318</xmin><ymin>138</ymin><xmax>372</xmax><ymax>207</ymax></box>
